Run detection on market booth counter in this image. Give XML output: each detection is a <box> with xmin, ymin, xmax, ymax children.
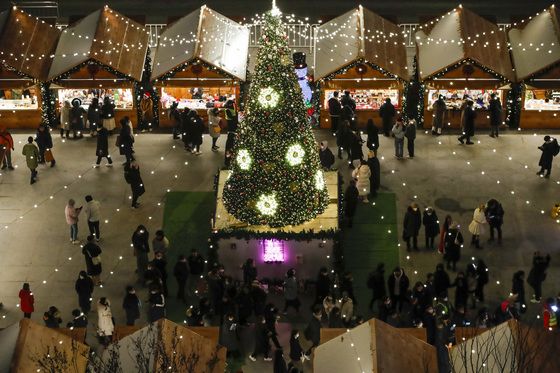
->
<box><xmin>46</xmin><ymin>6</ymin><xmax>148</xmax><ymax>128</ymax></box>
<box><xmin>415</xmin><ymin>6</ymin><xmax>515</xmax><ymax>129</ymax></box>
<box><xmin>314</xmin><ymin>6</ymin><xmax>409</xmax><ymax>129</ymax></box>
<box><xmin>152</xmin><ymin>5</ymin><xmax>249</xmax><ymax>127</ymax></box>
<box><xmin>508</xmin><ymin>5</ymin><xmax>560</xmax><ymax>129</ymax></box>
<box><xmin>0</xmin><ymin>6</ymin><xmax>60</xmax><ymax>128</ymax></box>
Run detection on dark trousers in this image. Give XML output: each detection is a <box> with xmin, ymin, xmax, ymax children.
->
<box><xmin>407</xmin><ymin>139</ymin><xmax>415</xmax><ymax>157</ymax></box>
<box><xmin>79</xmin><ymin>295</ymin><xmax>92</xmax><ymax>313</ymax></box>
<box><xmin>475</xmin><ymin>283</ymin><xmax>485</xmax><ymax>302</ymax></box>
<box><xmin>283</xmin><ymin>298</ymin><xmax>300</xmax><ymax>313</ymax></box>
<box><xmin>538</xmin><ymin>166</ymin><xmax>551</xmax><ymax>176</ymax></box>
<box><xmin>88</xmin><ymin>220</ymin><xmax>100</xmax><ymax>239</ymax></box>
<box><xmin>458</xmin><ymin>134</ymin><xmax>471</xmax><ymax>143</ymax></box>
<box><xmin>212</xmin><ymin>137</ymin><xmax>218</xmax><ymax>148</ymax></box>
<box><xmin>489</xmin><ymin>224</ymin><xmax>502</xmax><ymax>241</ymax></box>
<box><xmin>405</xmin><ymin>235</ymin><xmax>418</xmax><ymax>250</ymax></box>
<box><xmin>391</xmin><ymin>294</ymin><xmax>406</xmax><ymax>313</ymax></box>
<box><xmin>330</xmin><ymin>116</ymin><xmax>339</xmax><ymax>133</ymax></box>
<box><xmin>24</xmin><ymin>312</ymin><xmax>31</xmax><ymax>318</ymax></box>
<box><xmin>96</xmin><ymin>155</ymin><xmax>113</xmax><ymax>165</ymax></box>
<box><xmin>38</xmin><ymin>146</ymin><xmax>46</xmax><ymax>163</ymax></box>
<box><xmin>30</xmin><ymin>169</ymin><xmax>37</xmax><ymax>183</ymax></box>
<box><xmin>252</xmin><ymin>341</ymin><xmax>271</xmax><ymax>358</ymax></box>
<box><xmin>446</xmin><ymin>259</ymin><xmax>457</xmax><ymax>271</ymax></box>
<box><xmin>490</xmin><ymin>125</ymin><xmax>499</xmax><ymax>137</ymax></box>
<box><xmin>531</xmin><ymin>281</ymin><xmax>543</xmax><ymax>300</ymax></box>
<box><xmin>176</xmin><ymin>277</ymin><xmax>187</xmax><ymax>300</ymax></box>
<box><xmin>126</xmin><ymin>313</ymin><xmax>136</xmax><ymax>326</ymax></box>
<box><xmin>124</xmin><ymin>151</ymin><xmax>134</xmax><ymax>165</ymax></box>
<box><xmin>132</xmin><ymin>190</ymin><xmax>140</xmax><ymax>206</ymax></box>
<box><xmin>426</xmin><ymin>235</ymin><xmax>435</xmax><ymax>249</ymax></box>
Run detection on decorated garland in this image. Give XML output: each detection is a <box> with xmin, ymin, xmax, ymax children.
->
<box><xmin>134</xmin><ymin>47</ymin><xmax>160</xmax><ymax>128</ymax></box>
<box><xmin>506</xmin><ymin>82</ymin><xmax>523</xmax><ymax>129</ymax></box>
<box><xmin>39</xmin><ymin>82</ymin><xmax>57</xmax><ymax>127</ymax></box>
<box><xmin>320</xmin><ymin>58</ymin><xmax>405</xmax><ymax>83</ymax></box>
<box><xmin>154</xmin><ymin>58</ymin><xmax>239</xmax><ymax>83</ymax></box>
<box><xmin>405</xmin><ymin>56</ymin><xmax>425</xmax><ymax>126</ymax></box>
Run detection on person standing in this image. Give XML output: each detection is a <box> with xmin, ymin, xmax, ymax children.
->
<box><xmin>65</xmin><ymin>199</ymin><xmax>82</xmax><ymax>244</ymax></box>
<box><xmin>22</xmin><ymin>137</ymin><xmax>39</xmax><ymax>184</ymax></box>
<box><xmin>0</xmin><ymin>126</ymin><xmax>14</xmax><ymax>170</ymax></box>
<box><xmin>170</xmin><ymin>102</ymin><xmax>182</xmax><ymax>139</ymax></box>
<box><xmin>152</xmin><ymin>252</ymin><xmax>168</xmax><ymax>297</ymax></box>
<box><xmin>304</xmin><ymin>306</ymin><xmax>322</xmax><ymax>358</ymax></box>
<box><xmin>152</xmin><ymin>230</ymin><xmax>170</xmax><ymax>257</ymax></box>
<box><xmin>94</xmin><ymin>125</ymin><xmax>113</xmax><ymax>167</ymax></box>
<box><xmin>68</xmin><ymin>309</ymin><xmax>88</xmax><ymax>329</ymax></box>
<box><xmin>207</xmin><ymin>108</ymin><xmax>222</xmax><ymax>151</ymax></box>
<box><xmin>512</xmin><ymin>271</ymin><xmax>526</xmax><ymax>315</ymax></box>
<box><xmin>488</xmin><ymin>93</ymin><xmax>502</xmax><ymax>138</ymax></box>
<box><xmin>367</xmin><ymin>150</ymin><xmax>380</xmax><ymax>198</ymax></box>
<box><xmin>75</xmin><ymin>271</ymin><xmax>94</xmax><ymax>314</ymax></box>
<box><xmin>366</xmin><ymin>119</ymin><xmax>379</xmax><ymax>152</ymax></box>
<box><xmin>96</xmin><ymin>297</ymin><xmax>114</xmax><ymax>346</ymax></box>
<box><xmin>69</xmin><ymin>99</ymin><xmax>86</xmax><ymax>139</ymax></box>
<box><xmin>122</xmin><ymin>286</ymin><xmax>141</xmax><ymax>326</ymax></box>
<box><xmin>379</xmin><ymin>98</ymin><xmax>396</xmax><ymax>137</ymax></box>
<box><xmin>60</xmin><ymin>101</ymin><xmax>71</xmax><ymax>138</ymax></box>
<box><xmin>224</xmin><ymin>100</ymin><xmax>238</xmax><ymax>133</ymax></box>
<box><xmin>434</xmin><ymin>264</ymin><xmax>451</xmax><ymax>299</ymax></box>
<box><xmin>249</xmin><ymin>316</ymin><xmax>273</xmax><ymax>362</ymax></box>
<box><xmin>444</xmin><ymin>223</ymin><xmax>463</xmax><ymax>271</ymax></box>
<box><xmin>319</xmin><ymin>141</ymin><xmax>335</xmax><ymax>170</ymax></box>
<box><xmin>328</xmin><ymin>91</ymin><xmax>342</xmax><ymax>133</ymax></box>
<box><xmin>190</xmin><ymin>111</ymin><xmax>204</xmax><ymax>155</ymax></box>
<box><xmin>84</xmin><ymin>195</ymin><xmax>101</xmax><ymax>241</ymax></box>
<box><xmin>391</xmin><ymin>118</ymin><xmax>405</xmax><ymax>159</ymax></box>
<box><xmin>43</xmin><ymin>306</ymin><xmax>62</xmax><ymax>328</ymax></box>
<box><xmin>527</xmin><ymin>251</ymin><xmax>551</xmax><ymax>303</ymax></box>
<box><xmin>405</xmin><ymin>119</ymin><xmax>416</xmax><ymax>158</ymax></box>
<box><xmin>242</xmin><ymin>258</ymin><xmax>257</xmax><ymax>285</ymax></box>
<box><xmin>537</xmin><ymin>136</ymin><xmax>559</xmax><ymax>178</ymax></box>
<box><xmin>139</xmin><ymin>93</ymin><xmax>154</xmax><ymax>132</ymax></box>
<box><xmin>458</xmin><ymin>100</ymin><xmax>476</xmax><ymax>145</ymax></box>
<box><xmin>174</xmin><ymin>255</ymin><xmax>189</xmax><ymax>302</ymax></box>
<box><xmin>335</xmin><ymin>120</ymin><xmax>351</xmax><ymax>160</ymax></box>
<box><xmin>431</xmin><ymin>95</ymin><xmax>446</xmax><ymax>136</ymax></box>
<box><xmin>387</xmin><ymin>267</ymin><xmax>409</xmax><ymax>312</ymax></box>
<box><xmin>101</xmin><ymin>96</ymin><xmax>116</xmax><ymax>133</ymax></box>
<box><xmin>438</xmin><ymin>215</ymin><xmax>452</xmax><ymax>254</ymax></box>
<box><xmin>82</xmin><ymin>235</ymin><xmax>102</xmax><ymax>285</ymax></box>
<box><xmin>87</xmin><ymin>97</ymin><xmax>101</xmax><ymax>136</ymax></box>
<box><xmin>403</xmin><ymin>203</ymin><xmax>421</xmax><ymax>251</ymax></box>
<box><xmin>542</xmin><ymin>298</ymin><xmax>557</xmax><ymax>330</ymax></box>
<box><xmin>132</xmin><ymin>225</ymin><xmax>150</xmax><ymax>281</ymax></box>
<box><xmin>367</xmin><ymin>263</ymin><xmax>386</xmax><ymax>311</ymax></box>
<box><xmin>18</xmin><ymin>283</ymin><xmax>34</xmax><ymax>318</ymax></box>
<box><xmin>187</xmin><ymin>249</ymin><xmax>205</xmax><ymax>297</ymax></box>
<box><xmin>220</xmin><ymin>313</ymin><xmax>240</xmax><ymax>358</ymax></box>
<box><xmin>352</xmin><ymin>159</ymin><xmax>371</xmax><ymax>203</ymax></box>
<box><xmin>35</xmin><ymin>124</ymin><xmax>55</xmax><ymax>167</ymax></box>
<box><xmin>423</xmin><ymin>207</ymin><xmax>440</xmax><ymax>250</ymax></box>
<box><xmin>485</xmin><ymin>199</ymin><xmax>504</xmax><ymax>245</ymax></box>
<box><xmin>314</xmin><ymin>267</ymin><xmax>331</xmax><ymax>306</ymax></box>
<box><xmin>468</xmin><ymin>204</ymin><xmax>487</xmax><ymax>249</ymax></box>
<box><xmin>148</xmin><ymin>285</ymin><xmax>166</xmax><ymax>322</ymax></box>
<box><xmin>344</xmin><ymin>179</ymin><xmax>359</xmax><ymax>228</ymax></box>
<box><xmin>475</xmin><ymin>259</ymin><xmax>489</xmax><ymax>302</ymax></box>
<box><xmin>283</xmin><ymin>268</ymin><xmax>300</xmax><ymax>315</ymax></box>
<box><xmin>124</xmin><ymin>162</ymin><xmax>145</xmax><ymax>208</ymax></box>
<box><xmin>118</xmin><ymin>118</ymin><xmax>135</xmax><ymax>165</ymax></box>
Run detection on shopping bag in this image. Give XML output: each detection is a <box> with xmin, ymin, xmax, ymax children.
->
<box><xmin>44</xmin><ymin>149</ymin><xmax>54</xmax><ymax>162</ymax></box>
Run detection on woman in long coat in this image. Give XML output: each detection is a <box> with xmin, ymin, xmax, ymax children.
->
<box><xmin>423</xmin><ymin>207</ymin><xmax>440</xmax><ymax>250</ymax></box>
<box><xmin>101</xmin><ymin>97</ymin><xmax>116</xmax><ymax>132</ymax></box>
<box><xmin>431</xmin><ymin>96</ymin><xmax>446</xmax><ymax>135</ymax></box>
<box><xmin>468</xmin><ymin>204</ymin><xmax>487</xmax><ymax>249</ymax></box>
<box><xmin>207</xmin><ymin>108</ymin><xmax>222</xmax><ymax>151</ymax></box>
<box><xmin>438</xmin><ymin>215</ymin><xmax>452</xmax><ymax>254</ymax></box>
<box><xmin>352</xmin><ymin>159</ymin><xmax>371</xmax><ymax>203</ymax></box>
<box><xmin>124</xmin><ymin>162</ymin><xmax>145</xmax><ymax>208</ymax></box>
<box><xmin>444</xmin><ymin>223</ymin><xmax>463</xmax><ymax>271</ymax></box>
<box><xmin>60</xmin><ymin>101</ymin><xmax>71</xmax><ymax>138</ymax></box>
<box><xmin>96</xmin><ymin>297</ymin><xmax>114</xmax><ymax>345</ymax></box>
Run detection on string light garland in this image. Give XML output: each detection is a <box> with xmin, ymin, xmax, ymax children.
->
<box><xmin>134</xmin><ymin>47</ymin><xmax>159</xmax><ymax>128</ymax></box>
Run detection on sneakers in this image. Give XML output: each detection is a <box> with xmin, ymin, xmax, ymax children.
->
<box><xmin>72</xmin><ymin>240</ymin><xmax>80</xmax><ymax>245</ymax></box>
<box><xmin>196</xmin><ymin>151</ymin><xmax>202</xmax><ymax>156</ymax></box>
<box><xmin>458</xmin><ymin>138</ymin><xmax>464</xmax><ymax>144</ymax></box>
<box><xmin>93</xmin><ymin>164</ymin><xmax>100</xmax><ymax>168</ymax></box>
<box><xmin>248</xmin><ymin>355</ymin><xmax>256</xmax><ymax>362</ymax></box>
<box><xmin>106</xmin><ymin>163</ymin><xmax>113</xmax><ymax>167</ymax></box>
<box><xmin>303</xmin><ymin>354</ymin><xmax>311</xmax><ymax>361</ymax></box>
<box><xmin>263</xmin><ymin>357</ymin><xmax>272</xmax><ymax>361</ymax></box>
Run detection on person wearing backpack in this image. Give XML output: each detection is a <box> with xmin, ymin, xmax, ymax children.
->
<box><xmin>537</xmin><ymin>135</ymin><xmax>559</xmax><ymax>178</ymax></box>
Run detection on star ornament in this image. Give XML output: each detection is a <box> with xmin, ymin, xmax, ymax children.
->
<box><xmin>256</xmin><ymin>193</ymin><xmax>278</xmax><ymax>216</ymax></box>
<box><xmin>236</xmin><ymin>149</ymin><xmax>252</xmax><ymax>170</ymax></box>
<box><xmin>286</xmin><ymin>144</ymin><xmax>305</xmax><ymax>166</ymax></box>
<box><xmin>258</xmin><ymin>87</ymin><xmax>280</xmax><ymax>109</ymax></box>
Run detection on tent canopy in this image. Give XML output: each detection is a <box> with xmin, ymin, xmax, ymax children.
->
<box><xmin>0</xmin><ymin>7</ymin><xmax>60</xmax><ymax>81</ymax></box>
<box><xmin>152</xmin><ymin>5</ymin><xmax>249</xmax><ymax>81</ymax></box>
<box><xmin>415</xmin><ymin>6</ymin><xmax>514</xmax><ymax>82</ymax></box>
<box><xmin>509</xmin><ymin>5</ymin><xmax>560</xmax><ymax>81</ymax></box>
<box><xmin>48</xmin><ymin>6</ymin><xmax>149</xmax><ymax>82</ymax></box>
<box><xmin>314</xmin><ymin>318</ymin><xmax>437</xmax><ymax>373</ymax></box>
<box><xmin>314</xmin><ymin>6</ymin><xmax>409</xmax><ymax>81</ymax></box>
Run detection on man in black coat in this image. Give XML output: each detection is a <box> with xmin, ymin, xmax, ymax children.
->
<box><xmin>319</xmin><ymin>141</ymin><xmax>335</xmax><ymax>170</ymax></box>
<box><xmin>340</xmin><ymin>91</ymin><xmax>357</xmax><ymax>112</ymax></box>
<box><xmin>485</xmin><ymin>199</ymin><xmax>504</xmax><ymax>244</ymax></box>
<box><xmin>304</xmin><ymin>306</ymin><xmax>322</xmax><ymax>357</ymax></box>
<box><xmin>174</xmin><ymin>255</ymin><xmax>189</xmax><ymax>301</ymax></box>
<box><xmin>488</xmin><ymin>93</ymin><xmax>502</xmax><ymax>138</ymax></box>
<box><xmin>537</xmin><ymin>136</ymin><xmax>558</xmax><ymax>178</ymax></box>
<box><xmin>344</xmin><ymin>180</ymin><xmax>359</xmax><ymax>228</ymax></box>
<box><xmin>315</xmin><ymin>267</ymin><xmax>331</xmax><ymax>305</ymax></box>
<box><xmin>328</xmin><ymin>91</ymin><xmax>342</xmax><ymax>133</ymax></box>
<box><xmin>403</xmin><ymin>203</ymin><xmax>422</xmax><ymax>251</ymax></box>
<box><xmin>379</xmin><ymin>98</ymin><xmax>396</xmax><ymax>136</ymax></box>
<box><xmin>152</xmin><ymin>252</ymin><xmax>168</xmax><ymax>297</ymax></box>
<box><xmin>528</xmin><ymin>251</ymin><xmax>551</xmax><ymax>302</ymax></box>
<box><xmin>124</xmin><ymin>162</ymin><xmax>145</xmax><ymax>208</ymax></box>
<box><xmin>187</xmin><ymin>249</ymin><xmax>205</xmax><ymax>297</ymax></box>
<box><xmin>367</xmin><ymin>150</ymin><xmax>380</xmax><ymax>198</ymax></box>
<box><xmin>367</xmin><ymin>263</ymin><xmax>386</xmax><ymax>311</ymax></box>
<box><xmin>387</xmin><ymin>267</ymin><xmax>409</xmax><ymax>312</ymax></box>
<box><xmin>148</xmin><ymin>285</ymin><xmax>166</xmax><ymax>322</ymax></box>
<box><xmin>458</xmin><ymin>100</ymin><xmax>476</xmax><ymax>145</ymax></box>
<box><xmin>35</xmin><ymin>124</ymin><xmax>54</xmax><ymax>166</ymax></box>
<box><xmin>95</xmin><ymin>125</ymin><xmax>113</xmax><ymax>166</ymax></box>
<box><xmin>75</xmin><ymin>271</ymin><xmax>94</xmax><ymax>313</ymax></box>
<box><xmin>122</xmin><ymin>286</ymin><xmax>140</xmax><ymax>326</ymax></box>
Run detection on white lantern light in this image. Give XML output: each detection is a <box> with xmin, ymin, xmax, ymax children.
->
<box><xmin>258</xmin><ymin>87</ymin><xmax>280</xmax><ymax>109</ymax></box>
<box><xmin>286</xmin><ymin>144</ymin><xmax>305</xmax><ymax>166</ymax></box>
<box><xmin>236</xmin><ymin>149</ymin><xmax>252</xmax><ymax>170</ymax></box>
<box><xmin>256</xmin><ymin>193</ymin><xmax>278</xmax><ymax>216</ymax></box>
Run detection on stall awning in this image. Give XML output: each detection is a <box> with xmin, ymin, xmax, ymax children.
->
<box><xmin>415</xmin><ymin>6</ymin><xmax>514</xmax><ymax>83</ymax></box>
<box><xmin>509</xmin><ymin>5</ymin><xmax>560</xmax><ymax>81</ymax></box>
<box><xmin>152</xmin><ymin>5</ymin><xmax>249</xmax><ymax>81</ymax></box>
<box><xmin>0</xmin><ymin>7</ymin><xmax>60</xmax><ymax>81</ymax></box>
<box><xmin>47</xmin><ymin>6</ymin><xmax>149</xmax><ymax>82</ymax></box>
<box><xmin>314</xmin><ymin>6</ymin><xmax>409</xmax><ymax>81</ymax></box>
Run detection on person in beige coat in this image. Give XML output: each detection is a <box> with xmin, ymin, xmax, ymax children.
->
<box><xmin>60</xmin><ymin>101</ymin><xmax>71</xmax><ymax>138</ymax></box>
<box><xmin>352</xmin><ymin>159</ymin><xmax>371</xmax><ymax>203</ymax></box>
<box><xmin>207</xmin><ymin>108</ymin><xmax>222</xmax><ymax>151</ymax></box>
<box><xmin>96</xmin><ymin>297</ymin><xmax>114</xmax><ymax>346</ymax></box>
<box><xmin>468</xmin><ymin>204</ymin><xmax>487</xmax><ymax>249</ymax></box>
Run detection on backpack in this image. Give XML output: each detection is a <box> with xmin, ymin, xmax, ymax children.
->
<box><xmin>552</xmin><ymin>139</ymin><xmax>560</xmax><ymax>156</ymax></box>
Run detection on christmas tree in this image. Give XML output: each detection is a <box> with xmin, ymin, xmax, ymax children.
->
<box><xmin>222</xmin><ymin>5</ymin><xmax>329</xmax><ymax>228</ymax></box>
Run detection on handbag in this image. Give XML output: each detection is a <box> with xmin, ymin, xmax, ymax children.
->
<box><xmin>44</xmin><ymin>149</ymin><xmax>54</xmax><ymax>162</ymax></box>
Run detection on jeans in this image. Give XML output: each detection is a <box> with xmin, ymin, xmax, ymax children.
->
<box><xmin>394</xmin><ymin>138</ymin><xmax>404</xmax><ymax>158</ymax></box>
<box><xmin>88</xmin><ymin>220</ymin><xmax>100</xmax><ymax>239</ymax></box>
<box><xmin>212</xmin><ymin>137</ymin><xmax>218</xmax><ymax>148</ymax></box>
<box><xmin>96</xmin><ymin>155</ymin><xmax>113</xmax><ymax>165</ymax></box>
<box><xmin>70</xmin><ymin>223</ymin><xmax>78</xmax><ymax>241</ymax></box>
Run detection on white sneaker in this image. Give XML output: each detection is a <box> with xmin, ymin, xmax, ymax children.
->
<box><xmin>72</xmin><ymin>240</ymin><xmax>80</xmax><ymax>245</ymax></box>
<box><xmin>106</xmin><ymin>163</ymin><xmax>113</xmax><ymax>167</ymax></box>
<box><xmin>248</xmin><ymin>355</ymin><xmax>256</xmax><ymax>362</ymax></box>
<box><xmin>196</xmin><ymin>151</ymin><xmax>202</xmax><ymax>156</ymax></box>
<box><xmin>93</xmin><ymin>164</ymin><xmax>100</xmax><ymax>168</ymax></box>
<box><xmin>263</xmin><ymin>357</ymin><xmax>272</xmax><ymax>361</ymax></box>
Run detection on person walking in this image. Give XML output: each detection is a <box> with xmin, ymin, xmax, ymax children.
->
<box><xmin>94</xmin><ymin>125</ymin><xmax>113</xmax><ymax>167</ymax></box>
<box><xmin>366</xmin><ymin>119</ymin><xmax>379</xmax><ymax>152</ymax></box>
<box><xmin>65</xmin><ymin>199</ymin><xmax>82</xmax><ymax>244</ymax></box>
<box><xmin>404</xmin><ymin>119</ymin><xmax>416</xmax><ymax>158</ymax></box>
<box><xmin>468</xmin><ymin>204</ymin><xmax>487</xmax><ymax>249</ymax></box>
<box><xmin>352</xmin><ymin>159</ymin><xmax>371</xmax><ymax>203</ymax></box>
<box><xmin>0</xmin><ymin>126</ymin><xmax>15</xmax><ymax>170</ymax></box>
<box><xmin>60</xmin><ymin>101</ymin><xmax>71</xmax><ymax>138</ymax></box>
<box><xmin>84</xmin><ymin>195</ymin><xmax>101</xmax><ymax>241</ymax></box>
<box><xmin>96</xmin><ymin>297</ymin><xmax>114</xmax><ymax>346</ymax></box>
<box><xmin>249</xmin><ymin>316</ymin><xmax>273</xmax><ymax>362</ymax></box>
<box><xmin>283</xmin><ymin>268</ymin><xmax>301</xmax><ymax>315</ymax></box>
<box><xmin>187</xmin><ymin>249</ymin><xmax>205</xmax><ymax>297</ymax></box>
<box><xmin>75</xmin><ymin>271</ymin><xmax>94</xmax><ymax>314</ymax></box>
<box><xmin>458</xmin><ymin>100</ymin><xmax>476</xmax><ymax>144</ymax></box>
<box><xmin>132</xmin><ymin>225</ymin><xmax>150</xmax><ymax>281</ymax></box>
<box><xmin>319</xmin><ymin>141</ymin><xmax>335</xmax><ymax>170</ymax></box>
<box><xmin>488</xmin><ymin>93</ymin><xmax>502</xmax><ymax>137</ymax></box>
<box><xmin>537</xmin><ymin>136</ymin><xmax>559</xmax><ymax>178</ymax></box>
<box><xmin>69</xmin><ymin>98</ymin><xmax>86</xmax><ymax>139</ymax></box>
<box><xmin>328</xmin><ymin>91</ymin><xmax>342</xmax><ymax>133</ymax></box>
<box><xmin>18</xmin><ymin>283</ymin><xmax>34</xmax><ymax>318</ymax></box>
<box><xmin>423</xmin><ymin>207</ymin><xmax>440</xmax><ymax>250</ymax></box>
<box><xmin>485</xmin><ymin>199</ymin><xmax>504</xmax><ymax>245</ymax></box>
<box><xmin>117</xmin><ymin>117</ymin><xmax>135</xmax><ymax>165</ymax></box>
<box><xmin>344</xmin><ymin>179</ymin><xmax>359</xmax><ymax>228</ymax></box>
<box><xmin>475</xmin><ymin>259</ymin><xmax>489</xmax><ymax>302</ymax></box>
<box><xmin>431</xmin><ymin>95</ymin><xmax>446</xmax><ymax>136</ymax></box>
<box><xmin>148</xmin><ymin>285</ymin><xmax>166</xmax><ymax>322</ymax></box>
<box><xmin>304</xmin><ymin>306</ymin><xmax>322</xmax><ymax>358</ymax></box>
<box><xmin>22</xmin><ymin>137</ymin><xmax>39</xmax><ymax>184</ymax></box>
<box><xmin>403</xmin><ymin>203</ymin><xmax>422</xmax><ymax>251</ymax></box>
<box><xmin>527</xmin><ymin>251</ymin><xmax>551</xmax><ymax>303</ymax></box>
<box><xmin>35</xmin><ymin>124</ymin><xmax>55</xmax><ymax>167</ymax></box>
<box><xmin>124</xmin><ymin>162</ymin><xmax>145</xmax><ymax>208</ymax></box>
<box><xmin>444</xmin><ymin>222</ymin><xmax>463</xmax><ymax>271</ymax></box>
<box><xmin>387</xmin><ymin>267</ymin><xmax>409</xmax><ymax>312</ymax></box>
<box><xmin>122</xmin><ymin>286</ymin><xmax>141</xmax><ymax>326</ymax></box>
<box><xmin>289</xmin><ymin>329</ymin><xmax>307</xmax><ymax>365</ymax></box>
<box><xmin>101</xmin><ymin>96</ymin><xmax>116</xmax><ymax>133</ymax></box>
<box><xmin>174</xmin><ymin>255</ymin><xmax>189</xmax><ymax>302</ymax></box>
<box><xmin>82</xmin><ymin>235</ymin><xmax>102</xmax><ymax>285</ymax></box>
<box><xmin>207</xmin><ymin>108</ymin><xmax>222</xmax><ymax>151</ymax></box>
<box><xmin>380</xmin><ymin>98</ymin><xmax>396</xmax><ymax>137</ymax></box>
<box><xmin>391</xmin><ymin>118</ymin><xmax>405</xmax><ymax>159</ymax></box>
<box><xmin>367</xmin><ymin>263</ymin><xmax>386</xmax><ymax>311</ymax></box>
<box><xmin>87</xmin><ymin>97</ymin><xmax>101</xmax><ymax>136</ymax></box>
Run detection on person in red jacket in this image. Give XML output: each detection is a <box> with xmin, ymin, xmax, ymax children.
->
<box><xmin>18</xmin><ymin>283</ymin><xmax>34</xmax><ymax>318</ymax></box>
<box><xmin>543</xmin><ymin>298</ymin><xmax>558</xmax><ymax>331</ymax></box>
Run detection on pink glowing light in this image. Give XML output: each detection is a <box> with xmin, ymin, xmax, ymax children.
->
<box><xmin>262</xmin><ymin>239</ymin><xmax>285</xmax><ymax>263</ymax></box>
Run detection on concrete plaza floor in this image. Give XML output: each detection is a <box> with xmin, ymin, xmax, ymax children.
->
<box><xmin>0</xmin><ymin>127</ymin><xmax>559</xmax><ymax>368</ymax></box>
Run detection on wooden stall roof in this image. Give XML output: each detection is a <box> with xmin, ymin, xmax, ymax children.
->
<box><xmin>321</xmin><ymin>326</ymin><xmax>427</xmax><ymax>344</ymax></box>
<box><xmin>315</xmin><ymin>6</ymin><xmax>409</xmax><ymax>81</ymax></box>
<box><xmin>48</xmin><ymin>6</ymin><xmax>149</xmax><ymax>82</ymax></box>
<box><xmin>415</xmin><ymin>6</ymin><xmax>514</xmax><ymax>82</ymax></box>
<box><xmin>152</xmin><ymin>5</ymin><xmax>249</xmax><ymax>81</ymax></box>
<box><xmin>0</xmin><ymin>7</ymin><xmax>60</xmax><ymax>81</ymax></box>
<box><xmin>11</xmin><ymin>319</ymin><xmax>89</xmax><ymax>373</ymax></box>
<box><xmin>509</xmin><ymin>5</ymin><xmax>560</xmax><ymax>81</ymax></box>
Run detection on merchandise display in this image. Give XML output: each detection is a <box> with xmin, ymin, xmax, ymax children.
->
<box><xmin>524</xmin><ymin>90</ymin><xmax>560</xmax><ymax>111</ymax></box>
<box><xmin>323</xmin><ymin>89</ymin><xmax>399</xmax><ymax>111</ymax></box>
<box><xmin>160</xmin><ymin>87</ymin><xmax>236</xmax><ymax>110</ymax></box>
<box><xmin>56</xmin><ymin>89</ymin><xmax>133</xmax><ymax>110</ymax></box>
<box><xmin>0</xmin><ymin>88</ymin><xmax>38</xmax><ymax>110</ymax></box>
<box><xmin>427</xmin><ymin>89</ymin><xmax>503</xmax><ymax>110</ymax></box>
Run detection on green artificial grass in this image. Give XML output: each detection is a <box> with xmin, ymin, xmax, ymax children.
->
<box><xmin>341</xmin><ymin>192</ymin><xmax>399</xmax><ymax>316</ymax></box>
<box><xmin>162</xmin><ymin>191</ymin><xmax>215</xmax><ymax>322</ymax></box>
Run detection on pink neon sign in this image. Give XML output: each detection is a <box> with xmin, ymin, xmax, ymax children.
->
<box><xmin>262</xmin><ymin>239</ymin><xmax>285</xmax><ymax>263</ymax></box>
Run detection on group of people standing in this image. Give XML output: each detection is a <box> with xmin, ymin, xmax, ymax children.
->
<box><xmin>59</xmin><ymin>96</ymin><xmax>116</xmax><ymax>139</ymax></box>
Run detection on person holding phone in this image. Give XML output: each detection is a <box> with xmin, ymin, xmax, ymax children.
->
<box><xmin>65</xmin><ymin>199</ymin><xmax>83</xmax><ymax>244</ymax></box>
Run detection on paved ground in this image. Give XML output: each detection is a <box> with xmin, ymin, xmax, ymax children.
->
<box><xmin>1</xmin><ymin>127</ymin><xmax>559</xmax><ymax>370</ymax></box>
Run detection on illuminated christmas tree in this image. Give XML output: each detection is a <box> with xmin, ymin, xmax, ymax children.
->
<box><xmin>222</xmin><ymin>5</ymin><xmax>329</xmax><ymax>227</ymax></box>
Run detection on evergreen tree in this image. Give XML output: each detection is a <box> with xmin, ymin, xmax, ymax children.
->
<box><xmin>222</xmin><ymin>8</ymin><xmax>329</xmax><ymax>228</ymax></box>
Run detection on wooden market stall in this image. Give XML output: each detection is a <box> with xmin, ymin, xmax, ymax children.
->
<box><xmin>509</xmin><ymin>5</ymin><xmax>560</xmax><ymax>128</ymax></box>
<box><xmin>314</xmin><ymin>6</ymin><xmax>409</xmax><ymax>129</ymax></box>
<box><xmin>46</xmin><ymin>6</ymin><xmax>148</xmax><ymax>128</ymax></box>
<box><xmin>0</xmin><ymin>6</ymin><xmax>60</xmax><ymax>128</ymax></box>
<box><xmin>415</xmin><ymin>6</ymin><xmax>515</xmax><ymax>129</ymax></box>
<box><xmin>151</xmin><ymin>5</ymin><xmax>249</xmax><ymax>127</ymax></box>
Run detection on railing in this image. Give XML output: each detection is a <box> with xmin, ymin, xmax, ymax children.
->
<box><xmin>497</xmin><ymin>23</ymin><xmax>511</xmax><ymax>33</ymax></box>
<box><xmin>13</xmin><ymin>1</ymin><xmax>59</xmax><ymax>20</ymax></box>
<box><xmin>249</xmin><ymin>23</ymin><xmax>318</xmax><ymax>49</ymax></box>
<box><xmin>145</xmin><ymin>24</ymin><xmax>167</xmax><ymax>48</ymax></box>
<box><xmin>398</xmin><ymin>23</ymin><xmax>419</xmax><ymax>48</ymax></box>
